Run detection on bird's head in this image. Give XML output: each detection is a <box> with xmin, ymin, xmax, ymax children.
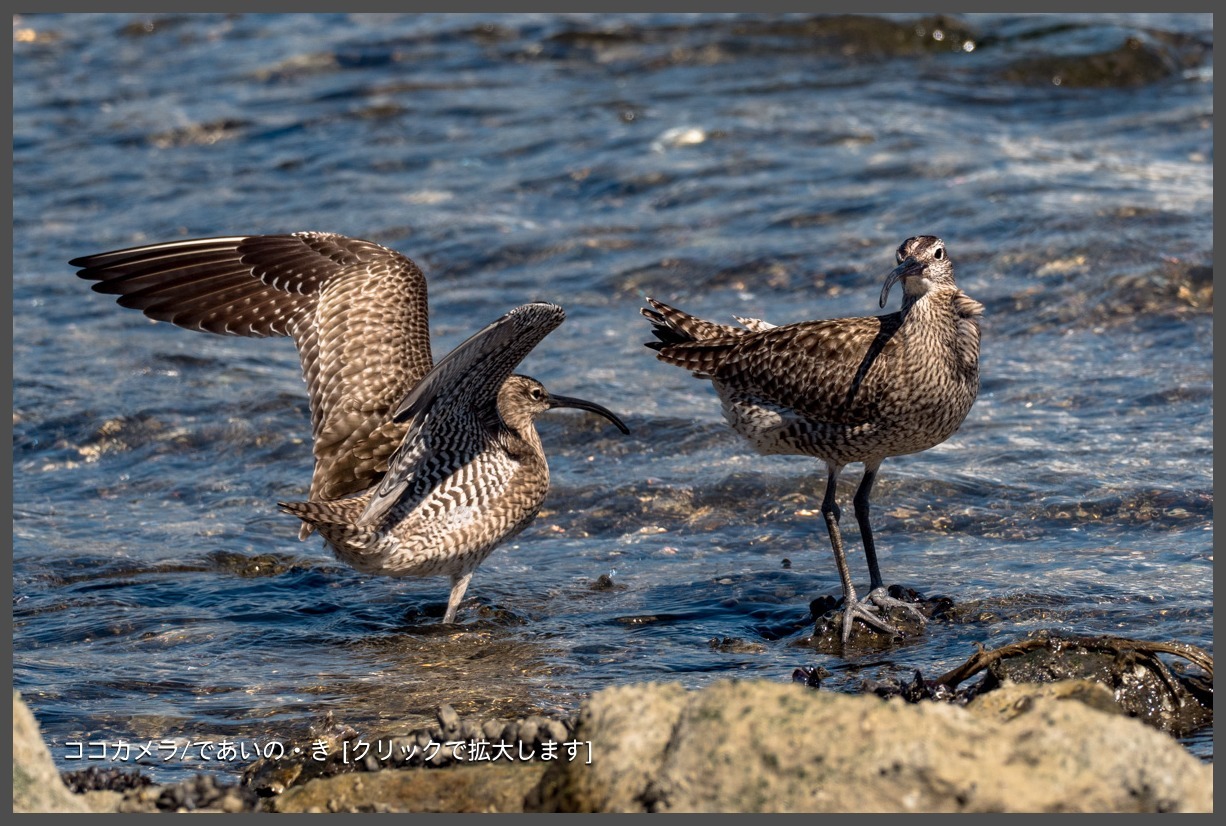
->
<box><xmin>879</xmin><ymin>235</ymin><xmax>954</xmax><ymax>308</ymax></box>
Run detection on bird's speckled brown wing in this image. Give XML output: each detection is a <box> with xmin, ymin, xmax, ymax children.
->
<box><xmin>651</xmin><ymin>311</ymin><xmax>906</xmax><ymax>426</ymax></box>
<box><xmin>72</xmin><ymin>232</ymin><xmax>433</xmax><ymax>505</ymax></box>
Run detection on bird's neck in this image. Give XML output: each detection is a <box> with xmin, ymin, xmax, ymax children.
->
<box><xmin>899</xmin><ymin>286</ymin><xmax>981</xmax><ymax>378</ymax></box>
<box><xmin>495</xmin><ymin>407</ymin><xmax>546</xmax><ymax>464</ymax></box>
<box><xmin>899</xmin><ymin>286</ymin><xmax>956</xmax><ymax>318</ymax></box>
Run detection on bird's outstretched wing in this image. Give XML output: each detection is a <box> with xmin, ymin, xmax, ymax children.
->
<box><xmin>357</xmin><ymin>302</ymin><xmax>567</xmax><ymax>527</ymax></box>
<box><xmin>72</xmin><ymin>232</ymin><xmax>433</xmax><ymax>505</ymax></box>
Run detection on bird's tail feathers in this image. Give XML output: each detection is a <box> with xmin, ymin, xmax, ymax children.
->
<box><xmin>279</xmin><ymin>499</ymin><xmax>376</xmax><ymax>545</ymax></box>
<box><xmin>641</xmin><ymin>297</ymin><xmax>743</xmax><ymax>348</ymax></box>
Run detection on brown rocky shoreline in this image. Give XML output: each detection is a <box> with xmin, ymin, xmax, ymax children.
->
<box><xmin>14</xmin><ymin>632</ymin><xmax>1213</xmax><ymax>813</ymax></box>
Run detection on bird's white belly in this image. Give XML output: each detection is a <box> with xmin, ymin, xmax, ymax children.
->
<box><xmin>378</xmin><ymin>455</ymin><xmax>525</xmax><ymax>577</ymax></box>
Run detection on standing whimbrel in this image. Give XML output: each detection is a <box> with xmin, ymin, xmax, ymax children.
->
<box><xmin>72</xmin><ymin>233</ymin><xmax>433</xmax><ymax>538</ymax></box>
<box><xmin>642</xmin><ymin>236</ymin><xmax>982</xmax><ymax>643</ymax></box>
<box><xmin>280</xmin><ymin>302</ymin><xmax>629</xmax><ymax>623</ymax></box>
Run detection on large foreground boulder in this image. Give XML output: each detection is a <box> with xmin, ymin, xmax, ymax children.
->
<box><xmin>527</xmin><ymin>679</ymin><xmax>1212</xmax><ymax>813</ymax></box>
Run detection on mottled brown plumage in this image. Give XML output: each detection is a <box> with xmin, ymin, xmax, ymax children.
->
<box><xmin>74</xmin><ymin>239</ymin><xmax>630</xmax><ymax>622</ymax></box>
<box><xmin>72</xmin><ymin>233</ymin><xmax>433</xmax><ymax>537</ymax></box>
<box><xmin>280</xmin><ymin>303</ymin><xmax>629</xmax><ymax>622</ymax></box>
<box><xmin>643</xmin><ymin>236</ymin><xmax>982</xmax><ymax>643</ymax></box>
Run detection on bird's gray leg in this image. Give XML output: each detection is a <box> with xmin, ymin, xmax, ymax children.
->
<box><xmin>854</xmin><ymin>462</ymin><xmax>886</xmax><ymax>590</ymax></box>
<box><xmin>854</xmin><ymin>461</ymin><xmax>926</xmax><ymax>626</ymax></box>
<box><xmin>443</xmin><ymin>570</ymin><xmax>474</xmax><ymax>624</ymax></box>
<box><xmin>822</xmin><ymin>465</ymin><xmax>854</xmax><ymax>603</ymax></box>
<box><xmin>821</xmin><ymin>464</ymin><xmax>899</xmax><ymax>643</ymax></box>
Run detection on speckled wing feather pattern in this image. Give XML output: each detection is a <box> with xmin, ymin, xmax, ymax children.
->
<box><xmin>646</xmin><ymin>297</ymin><xmax>906</xmax><ymax>427</ymax></box>
<box><xmin>358</xmin><ymin>302</ymin><xmax>566</xmax><ymax>527</ymax></box>
<box><xmin>72</xmin><ymin>232</ymin><xmax>433</xmax><ymax>509</ymax></box>
<box><xmin>644</xmin><ymin>270</ymin><xmax>981</xmax><ymax>466</ymax></box>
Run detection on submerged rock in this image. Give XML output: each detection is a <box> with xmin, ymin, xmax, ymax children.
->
<box><xmin>998</xmin><ymin>32</ymin><xmax>1209</xmax><ymax>87</ymax></box>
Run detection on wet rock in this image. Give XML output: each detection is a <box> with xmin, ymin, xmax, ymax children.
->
<box><xmin>806</xmin><ymin>586</ymin><xmax>953</xmax><ymax>653</ymax></box>
<box><xmin>482</xmin><ymin>717</ymin><xmax>510</xmax><ymax>742</ymax></box>
<box><xmin>150</xmin><ymin>773</ymin><xmax>259</xmax><ymax>813</ymax></box>
<box><xmin>999</xmin><ymin>34</ymin><xmax>1206</xmax><ymax>87</ymax></box>
<box><xmin>437</xmin><ymin>704</ymin><xmax>462</xmax><ymax>740</ymax></box>
<box><xmin>242</xmin><ymin>703</ymin><xmax>581</xmax><ymax>805</ymax></box>
<box><xmin>590</xmin><ymin>573</ymin><xmax>621</xmax><ymax>591</ymax></box>
<box><xmin>242</xmin><ymin>752</ymin><xmax>305</xmax><ymax>797</ymax></box>
<box><xmin>91</xmin><ymin>773</ymin><xmax>258</xmax><ymax>813</ymax></box>
<box><xmin>1094</xmin><ymin>261</ymin><xmax>1213</xmax><ymax>320</ymax></box>
<box><xmin>149</xmin><ymin>117</ymin><xmax>247</xmax><ymax>149</ymax></box>
<box><xmin>785</xmin><ymin>13</ymin><xmax>979</xmax><ymax>58</ymax></box>
<box><xmin>528</xmin><ymin>679</ymin><xmax>1212</xmax><ymax>812</ymax></box>
<box><xmin>537</xmin><ymin>14</ymin><xmax>979</xmax><ymax>69</ymax></box>
<box><xmin>791</xmin><ymin>666</ymin><xmax>831</xmax><ymax>689</ymax></box>
<box><xmin>244</xmin><ymin>704</ymin><xmax>581</xmax><ymax>811</ymax></box>
<box><xmin>13</xmin><ymin>691</ymin><xmax>93</xmax><ymax>812</ymax></box>
<box><xmin>471</xmin><ymin>603</ymin><xmax>528</xmax><ymax>625</ymax></box>
<box><xmin>242</xmin><ymin>712</ymin><xmax>364</xmax><ymax>795</ymax></box>
<box><xmin>708</xmin><ymin>636</ymin><xmax>768</xmax><ymax>654</ymax></box>
<box><xmin>932</xmin><ymin>631</ymin><xmax>1214</xmax><ymax>736</ymax></box>
<box><xmin>205</xmin><ymin>548</ymin><xmax>303</xmax><ymax>577</ymax></box>
<box><xmin>61</xmin><ymin>765</ymin><xmax>154</xmax><ymax>794</ymax></box>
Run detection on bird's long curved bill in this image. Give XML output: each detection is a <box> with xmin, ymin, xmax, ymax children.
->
<box><xmin>547</xmin><ymin>394</ymin><xmax>630</xmax><ymax>434</ymax></box>
<box><xmin>879</xmin><ymin>257</ymin><xmax>924</xmax><ymax>308</ymax></box>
